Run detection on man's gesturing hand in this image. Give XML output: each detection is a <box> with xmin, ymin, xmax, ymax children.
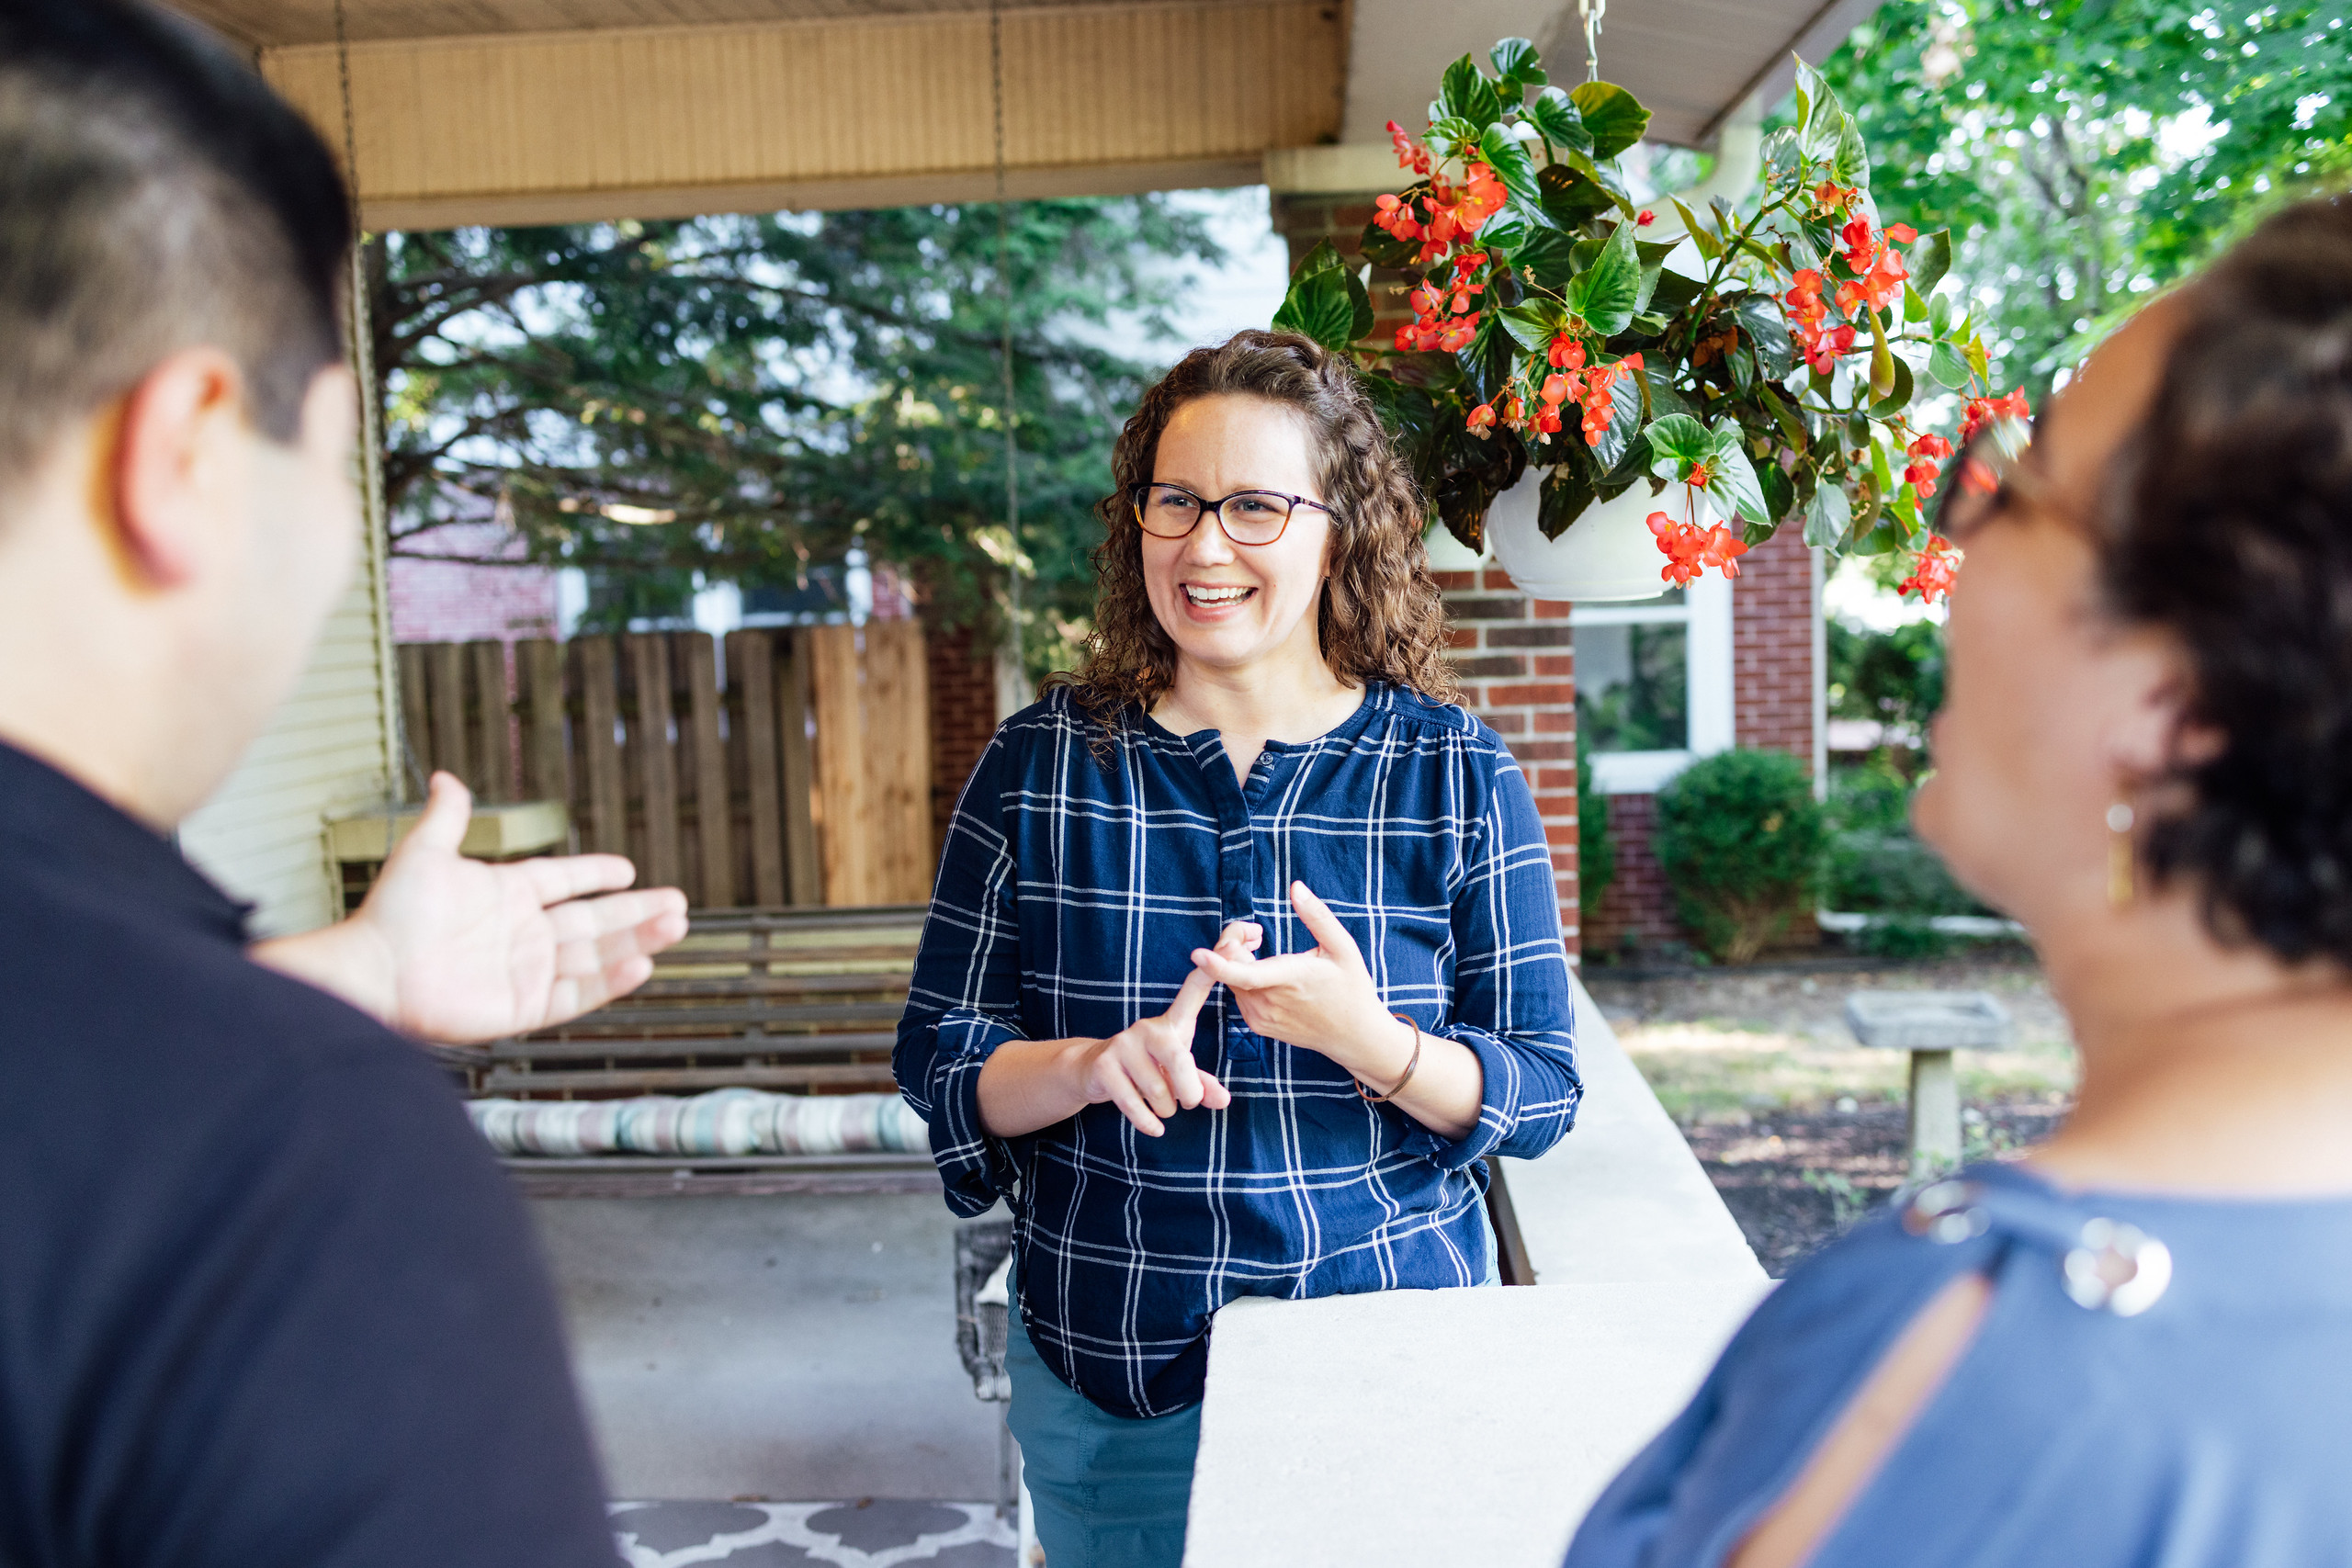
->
<box><xmin>1078</xmin><ymin>955</ymin><xmax>1235</xmax><ymax>1137</ymax></box>
<box><xmin>255</xmin><ymin>773</ymin><xmax>689</xmax><ymax>1043</ymax></box>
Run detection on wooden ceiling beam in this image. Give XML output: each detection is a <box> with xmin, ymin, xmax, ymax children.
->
<box><xmin>256</xmin><ymin>0</ymin><xmax>1346</xmax><ymax>231</ymax></box>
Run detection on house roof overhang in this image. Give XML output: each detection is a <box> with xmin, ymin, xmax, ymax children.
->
<box><xmin>166</xmin><ymin>0</ymin><xmax>1882</xmax><ymax>231</ymax></box>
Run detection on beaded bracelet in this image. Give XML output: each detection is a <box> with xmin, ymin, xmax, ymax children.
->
<box><xmin>1356</xmin><ymin>1013</ymin><xmax>1425</xmax><ymax>1103</ymax></box>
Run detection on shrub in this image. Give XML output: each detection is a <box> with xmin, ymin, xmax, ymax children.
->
<box><xmin>1578</xmin><ymin>757</ymin><xmax>1615</xmax><ymax>921</ymax></box>
<box><xmin>1655</xmin><ymin>749</ymin><xmax>1828</xmax><ymax>964</ymax></box>
<box><xmin>1823</xmin><ymin>759</ymin><xmax>1989</xmax><ymax>919</ymax></box>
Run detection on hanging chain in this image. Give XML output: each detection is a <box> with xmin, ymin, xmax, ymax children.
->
<box><xmin>335</xmin><ymin>0</ymin><xmax>424</xmax><ymax>816</ymax></box>
<box><xmin>1578</xmin><ymin>0</ymin><xmax>1605</xmax><ymax>82</ymax></box>
<box><xmin>989</xmin><ymin>0</ymin><xmax>1023</xmax><ymax>673</ymax></box>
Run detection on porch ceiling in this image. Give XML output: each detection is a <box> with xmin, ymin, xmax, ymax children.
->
<box><xmin>166</xmin><ymin>0</ymin><xmax>1880</xmax><ymax>231</ymax></box>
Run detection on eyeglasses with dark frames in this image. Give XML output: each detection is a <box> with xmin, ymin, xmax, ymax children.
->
<box><xmin>1933</xmin><ymin>415</ymin><xmax>2048</xmax><ymax>539</ymax></box>
<box><xmin>1131</xmin><ymin>482</ymin><xmax>1332</xmax><ymax>547</ymax></box>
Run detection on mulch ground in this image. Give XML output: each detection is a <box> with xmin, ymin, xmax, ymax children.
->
<box><xmin>1684</xmin><ymin>1096</ymin><xmax>2071</xmax><ymax>1276</ymax></box>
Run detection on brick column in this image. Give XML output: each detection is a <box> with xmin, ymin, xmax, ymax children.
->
<box><xmin>1269</xmin><ymin>190</ymin><xmax>1416</xmax><ymax>348</ymax></box>
<box><xmin>1732</xmin><ymin>525</ymin><xmax>1818</xmax><ymax>763</ymax></box>
<box><xmin>1436</xmin><ymin>566</ymin><xmax>1581</xmax><ymax>962</ymax></box>
<box><xmin>926</xmin><ymin>618</ymin><xmax>1000</xmax><ymax>849</ymax></box>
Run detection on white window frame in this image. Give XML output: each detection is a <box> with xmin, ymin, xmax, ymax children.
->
<box><xmin>1574</xmin><ymin>570</ymin><xmax>1735</xmax><ymax>795</ymax></box>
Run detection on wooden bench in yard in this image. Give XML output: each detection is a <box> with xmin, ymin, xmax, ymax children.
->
<box><xmin>440</xmin><ymin>903</ymin><xmax>942</xmax><ymax>1200</ymax></box>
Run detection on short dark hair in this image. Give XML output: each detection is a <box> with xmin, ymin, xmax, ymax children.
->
<box><xmin>0</xmin><ymin>0</ymin><xmax>351</xmax><ymax>498</ymax></box>
<box><xmin>2102</xmin><ymin>193</ymin><xmax>2352</xmax><ymax>964</ymax></box>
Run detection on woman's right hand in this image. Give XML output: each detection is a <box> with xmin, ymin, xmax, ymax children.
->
<box><xmin>1078</xmin><ymin>963</ymin><xmax>1233</xmax><ymax>1136</ymax></box>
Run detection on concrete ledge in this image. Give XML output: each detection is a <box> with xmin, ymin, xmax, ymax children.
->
<box><xmin>1185</xmin><ymin>1280</ymin><xmax>1765</xmax><ymax>1567</ymax></box>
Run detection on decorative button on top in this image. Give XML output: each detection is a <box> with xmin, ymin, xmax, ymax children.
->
<box><xmin>2062</xmin><ymin>1218</ymin><xmax>2172</xmax><ymax>1316</ymax></box>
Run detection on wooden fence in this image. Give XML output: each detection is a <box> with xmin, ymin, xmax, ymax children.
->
<box><xmin>393</xmin><ymin>625</ymin><xmax>933</xmax><ymax>908</ymax></box>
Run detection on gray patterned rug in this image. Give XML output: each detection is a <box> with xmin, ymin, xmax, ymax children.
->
<box><xmin>611</xmin><ymin>1501</ymin><xmax>1015</xmax><ymax>1566</ymax></box>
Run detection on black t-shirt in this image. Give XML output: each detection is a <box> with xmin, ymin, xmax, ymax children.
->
<box><xmin>0</xmin><ymin>740</ymin><xmax>619</xmax><ymax>1566</ymax></box>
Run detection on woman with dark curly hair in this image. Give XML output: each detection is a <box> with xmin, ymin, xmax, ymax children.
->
<box><xmin>895</xmin><ymin>329</ymin><xmax>1580</xmax><ymax>1565</ymax></box>
<box><xmin>1566</xmin><ymin>193</ymin><xmax>2352</xmax><ymax>1568</ymax></box>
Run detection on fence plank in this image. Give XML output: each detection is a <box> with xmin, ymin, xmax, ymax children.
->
<box><xmin>807</xmin><ymin>625</ymin><xmax>878</xmax><ymax>905</ymax></box>
<box><xmin>515</xmin><ymin>638</ymin><xmax>569</xmax><ymax>807</ymax></box>
<box><xmin>779</xmin><ymin>630</ymin><xmax>820</xmax><ymax>907</ymax></box>
<box><xmin>682</xmin><ymin>633</ymin><xmax>735</xmax><ymax>907</ymax></box>
<box><xmin>396</xmin><ymin>643</ymin><xmax>430</xmax><ymax>795</ymax></box>
<box><xmin>467</xmin><ymin>639</ymin><xmax>513</xmax><ymax>802</ymax></box>
<box><xmin>571</xmin><ymin>636</ymin><xmax>628</xmax><ymax>856</ymax></box>
<box><xmin>865</xmin><ymin>620</ymin><xmax>934</xmax><ymax>902</ymax></box>
<box><xmin>425</xmin><ymin>640</ymin><xmax>470</xmax><ymax>787</ymax></box>
<box><xmin>627</xmin><ymin>634</ymin><xmax>684</xmax><ymax>893</ymax></box>
<box><xmin>729</xmin><ymin>630</ymin><xmax>786</xmax><ymax>906</ymax></box>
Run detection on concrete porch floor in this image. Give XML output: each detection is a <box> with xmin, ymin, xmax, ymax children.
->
<box><xmin>529</xmin><ymin>1190</ymin><xmax>1011</xmax><ymax>1503</ymax></box>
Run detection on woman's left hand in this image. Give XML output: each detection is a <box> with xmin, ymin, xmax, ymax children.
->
<box><xmin>1189</xmin><ymin>881</ymin><xmax>1407</xmax><ymax>1079</ymax></box>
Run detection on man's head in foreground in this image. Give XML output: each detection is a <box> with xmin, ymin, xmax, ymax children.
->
<box><xmin>0</xmin><ymin>0</ymin><xmax>357</xmax><ymax>828</ymax></box>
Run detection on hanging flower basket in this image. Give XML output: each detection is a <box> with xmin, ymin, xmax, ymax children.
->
<box><xmin>1267</xmin><ymin>39</ymin><xmax>2030</xmax><ymax>604</ymax></box>
<box><xmin>1489</xmin><ymin>446</ymin><xmax>1753</xmax><ymax>601</ymax></box>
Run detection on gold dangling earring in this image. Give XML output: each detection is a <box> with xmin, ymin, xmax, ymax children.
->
<box><xmin>2106</xmin><ymin>800</ymin><xmax>2137</xmax><ymax>909</ymax></box>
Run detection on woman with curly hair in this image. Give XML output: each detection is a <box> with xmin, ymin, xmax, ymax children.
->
<box><xmin>895</xmin><ymin>329</ymin><xmax>1580</xmax><ymax>1565</ymax></box>
<box><xmin>1567</xmin><ymin>193</ymin><xmax>2352</xmax><ymax>1568</ymax></box>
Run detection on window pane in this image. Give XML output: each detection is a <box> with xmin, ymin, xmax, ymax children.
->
<box><xmin>1577</xmin><ymin>620</ymin><xmax>1689</xmax><ymax>752</ymax></box>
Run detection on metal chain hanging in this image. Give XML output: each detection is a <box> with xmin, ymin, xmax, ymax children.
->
<box><xmin>1578</xmin><ymin>0</ymin><xmax>1606</xmax><ymax>81</ymax></box>
<box><xmin>989</xmin><ymin>0</ymin><xmax>1023</xmax><ymax>675</ymax></box>
<box><xmin>335</xmin><ymin>0</ymin><xmax>426</xmax><ymax>814</ymax></box>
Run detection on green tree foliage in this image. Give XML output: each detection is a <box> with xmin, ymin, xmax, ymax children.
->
<box><xmin>1820</xmin><ymin>0</ymin><xmax>2351</xmax><ymax>403</ymax></box>
<box><xmin>1827</xmin><ymin>618</ymin><xmax>1945</xmax><ymax>740</ymax></box>
<box><xmin>1655</xmin><ymin>749</ymin><xmax>1829</xmax><ymax>964</ymax></box>
<box><xmin>363</xmin><ymin>199</ymin><xmax>1220</xmax><ymax>649</ymax></box>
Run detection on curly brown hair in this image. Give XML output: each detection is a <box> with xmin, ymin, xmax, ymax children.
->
<box><xmin>1048</xmin><ymin>329</ymin><xmax>1460</xmax><ymax>734</ymax></box>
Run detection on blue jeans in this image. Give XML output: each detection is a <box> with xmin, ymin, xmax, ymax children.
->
<box><xmin>1006</xmin><ymin>1239</ymin><xmax>1498</xmax><ymax>1567</ymax></box>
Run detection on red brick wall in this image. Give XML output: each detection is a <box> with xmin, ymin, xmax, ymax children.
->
<box><xmin>389</xmin><ymin>522</ymin><xmax>560</xmax><ymax>645</ymax></box>
<box><xmin>1734</xmin><ymin>525</ymin><xmax>1817</xmax><ymax>761</ymax></box>
<box><xmin>1438</xmin><ymin>565</ymin><xmax>1581</xmax><ymax>961</ymax></box>
<box><xmin>927</xmin><ymin>620</ymin><xmax>1000</xmax><ymax>848</ymax></box>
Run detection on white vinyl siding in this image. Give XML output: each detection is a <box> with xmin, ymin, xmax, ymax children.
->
<box><xmin>178</xmin><ymin>541</ymin><xmax>398</xmax><ymax>939</ymax></box>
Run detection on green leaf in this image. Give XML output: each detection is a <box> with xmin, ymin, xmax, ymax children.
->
<box><xmin>1928</xmin><ymin>290</ymin><xmax>1953</xmax><ymax>338</ymax></box>
<box><xmin>1538</xmin><ymin>461</ymin><xmax>1597</xmax><ymax>541</ymax></box>
<box><xmin>1870</xmin><ymin>433</ymin><xmax>1895</xmax><ymax>497</ymax></box>
<box><xmin>1671</xmin><ymin>195</ymin><xmax>1723</xmax><ymax>261</ymax></box>
<box><xmin>1832</xmin><ymin>118</ymin><xmax>1871</xmax><ymax>188</ymax></box>
<box><xmin>1964</xmin><ymin>336</ymin><xmax>1990</xmax><ymax>384</ymax></box>
<box><xmin>1713</xmin><ymin>442</ymin><xmax>1771</xmax><ymax>525</ymax></box>
<box><xmin>1515</xmin><ymin>226</ymin><xmax>1581</xmax><ymax>287</ymax></box>
<box><xmin>1477</xmin><ymin>124</ymin><xmax>1548</xmax><ymax>210</ymax></box>
<box><xmin>1868</xmin><ymin>353</ymin><xmax>1915</xmax><ymax>419</ymax></box>
<box><xmin>1538</xmin><ymin>162</ymin><xmax>1618</xmax><ymax>226</ymax></box>
<box><xmin>1360</xmin><ymin>219</ymin><xmax>1420</xmax><ymax>270</ymax></box>
<box><xmin>1907</xmin><ymin>229</ymin><xmax>1953</xmax><ymax>297</ymax></box>
<box><xmin>1498</xmin><ymin>299</ymin><xmax>1566</xmax><ymax>351</ymax></box>
<box><xmin>1587</xmin><ymin>358</ymin><xmax>1645</xmax><ymax>471</ymax></box>
<box><xmin>1904</xmin><ymin>283</ymin><xmax>1928</xmax><ymax>325</ymax></box>
<box><xmin>1456</xmin><ymin>313</ymin><xmax>1516</xmax><ymax>405</ymax></box>
<box><xmin>1758</xmin><ymin>382</ymin><xmax>1806</xmax><ymax>448</ymax></box>
<box><xmin>1795</xmin><ymin>60</ymin><xmax>1848</xmax><ymax>159</ymax></box>
<box><xmin>1852</xmin><ymin>517</ymin><xmax>1903</xmax><ymax>556</ymax></box>
<box><xmin>1645</xmin><ymin>412</ymin><xmax>1713</xmax><ymax>473</ymax></box>
<box><xmin>1474</xmin><ymin>201</ymin><xmax>1541</xmax><ymax>255</ymax></box>
<box><xmin>1803</xmin><ymin>479</ymin><xmax>1850</xmax><ymax>548</ymax></box>
<box><xmin>1569</xmin><ymin>81</ymin><xmax>1650</xmax><ymax>160</ymax></box>
<box><xmin>1527</xmin><ymin>87</ymin><xmax>1591</xmax><ymax>156</ymax></box>
<box><xmin>1442</xmin><ymin>54</ymin><xmax>1502</xmax><ymax>130</ymax></box>
<box><xmin>1928</xmin><ymin>338</ymin><xmax>1971</xmax><ymax>390</ymax></box>
<box><xmin>1734</xmin><ymin>294</ymin><xmax>1795</xmax><ymax>378</ymax></box>
<box><xmin>1490</xmin><ymin>36</ymin><xmax>1545</xmax><ymax>96</ymax></box>
<box><xmin>1648</xmin><ymin>267</ymin><xmax>1705</xmax><ymax>318</ymax></box>
<box><xmin>1564</xmin><ymin>220</ymin><xmax>1642</xmax><ymax>337</ymax></box>
<box><xmin>1271</xmin><ymin>241</ymin><xmax>1359</xmax><ymax>352</ymax></box>
<box><xmin>1760</xmin><ymin>457</ymin><xmax>1796</xmax><ymax>523</ymax></box>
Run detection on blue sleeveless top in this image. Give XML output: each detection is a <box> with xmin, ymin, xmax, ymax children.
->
<box><xmin>1566</xmin><ymin>1160</ymin><xmax>2352</xmax><ymax>1567</ymax></box>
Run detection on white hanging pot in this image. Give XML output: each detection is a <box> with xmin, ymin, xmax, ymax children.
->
<box><xmin>1421</xmin><ymin>516</ymin><xmax>1489</xmax><ymax>572</ymax></box>
<box><xmin>1487</xmin><ymin>470</ymin><xmax>1712</xmax><ymax>603</ymax></box>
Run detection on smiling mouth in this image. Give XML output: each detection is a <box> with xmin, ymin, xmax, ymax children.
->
<box><xmin>1182</xmin><ymin>584</ymin><xmax>1256</xmax><ymax>607</ymax></box>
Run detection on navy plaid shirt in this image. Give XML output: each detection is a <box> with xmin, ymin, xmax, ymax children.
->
<box><xmin>893</xmin><ymin>682</ymin><xmax>1580</xmax><ymax>1418</ymax></box>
